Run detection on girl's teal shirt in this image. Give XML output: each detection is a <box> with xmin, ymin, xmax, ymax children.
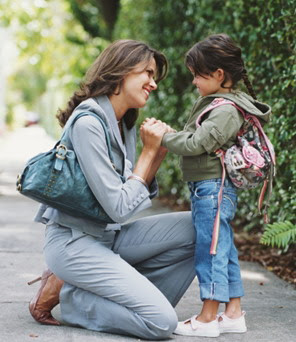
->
<box><xmin>161</xmin><ymin>91</ymin><xmax>271</xmax><ymax>182</ymax></box>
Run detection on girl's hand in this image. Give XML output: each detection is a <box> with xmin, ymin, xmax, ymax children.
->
<box><xmin>141</xmin><ymin>118</ymin><xmax>176</xmax><ymax>134</ymax></box>
<box><xmin>165</xmin><ymin>125</ymin><xmax>176</xmax><ymax>133</ymax></box>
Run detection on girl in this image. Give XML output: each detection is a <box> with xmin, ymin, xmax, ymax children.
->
<box><xmin>159</xmin><ymin>34</ymin><xmax>272</xmax><ymax>337</ymax></box>
<box><xmin>28</xmin><ymin>40</ymin><xmax>196</xmax><ymax>340</ymax></box>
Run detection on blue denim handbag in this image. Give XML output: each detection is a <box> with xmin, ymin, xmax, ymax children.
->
<box><xmin>16</xmin><ymin>112</ymin><xmax>122</xmax><ymax>223</ymax></box>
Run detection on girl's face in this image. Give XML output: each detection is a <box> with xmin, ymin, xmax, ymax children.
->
<box><xmin>121</xmin><ymin>58</ymin><xmax>157</xmax><ymax>109</ymax></box>
<box><xmin>190</xmin><ymin>68</ymin><xmax>229</xmax><ymax>96</ymax></box>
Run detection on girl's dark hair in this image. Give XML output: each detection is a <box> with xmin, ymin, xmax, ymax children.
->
<box><xmin>185</xmin><ymin>33</ymin><xmax>257</xmax><ymax>99</ymax></box>
<box><xmin>57</xmin><ymin>40</ymin><xmax>168</xmax><ymax>128</ymax></box>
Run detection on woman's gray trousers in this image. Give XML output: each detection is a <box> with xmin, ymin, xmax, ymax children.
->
<box><xmin>44</xmin><ymin>212</ymin><xmax>195</xmax><ymax>340</ymax></box>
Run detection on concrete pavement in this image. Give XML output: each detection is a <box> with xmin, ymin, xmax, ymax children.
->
<box><xmin>0</xmin><ymin>126</ymin><xmax>295</xmax><ymax>342</ymax></box>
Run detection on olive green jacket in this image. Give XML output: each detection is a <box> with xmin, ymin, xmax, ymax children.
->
<box><xmin>161</xmin><ymin>91</ymin><xmax>271</xmax><ymax>181</ymax></box>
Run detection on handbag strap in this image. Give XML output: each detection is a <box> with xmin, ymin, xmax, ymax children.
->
<box><xmin>55</xmin><ymin>112</ymin><xmax>116</xmax><ymax>171</ymax></box>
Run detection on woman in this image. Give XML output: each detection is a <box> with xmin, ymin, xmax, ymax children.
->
<box><xmin>28</xmin><ymin>40</ymin><xmax>196</xmax><ymax>340</ymax></box>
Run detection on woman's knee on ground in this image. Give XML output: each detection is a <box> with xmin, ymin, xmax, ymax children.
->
<box><xmin>144</xmin><ymin>306</ymin><xmax>178</xmax><ymax>340</ymax></box>
<box><xmin>176</xmin><ymin>211</ymin><xmax>196</xmax><ymax>247</ymax></box>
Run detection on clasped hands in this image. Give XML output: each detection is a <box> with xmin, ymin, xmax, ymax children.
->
<box><xmin>140</xmin><ymin>117</ymin><xmax>175</xmax><ymax>152</ymax></box>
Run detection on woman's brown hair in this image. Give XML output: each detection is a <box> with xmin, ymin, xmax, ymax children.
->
<box><xmin>185</xmin><ymin>33</ymin><xmax>257</xmax><ymax>99</ymax></box>
<box><xmin>57</xmin><ymin>40</ymin><xmax>168</xmax><ymax>128</ymax></box>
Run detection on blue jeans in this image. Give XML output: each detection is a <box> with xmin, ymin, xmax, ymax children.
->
<box><xmin>189</xmin><ymin>178</ymin><xmax>244</xmax><ymax>303</ymax></box>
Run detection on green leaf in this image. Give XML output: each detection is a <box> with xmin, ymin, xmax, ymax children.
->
<box><xmin>260</xmin><ymin>221</ymin><xmax>296</xmax><ymax>249</ymax></box>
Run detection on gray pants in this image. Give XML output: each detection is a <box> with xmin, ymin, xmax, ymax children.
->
<box><xmin>44</xmin><ymin>212</ymin><xmax>195</xmax><ymax>340</ymax></box>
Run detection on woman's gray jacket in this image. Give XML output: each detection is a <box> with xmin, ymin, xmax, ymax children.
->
<box><xmin>35</xmin><ymin>95</ymin><xmax>158</xmax><ymax>236</ymax></box>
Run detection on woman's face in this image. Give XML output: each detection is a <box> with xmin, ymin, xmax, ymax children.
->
<box><xmin>121</xmin><ymin>58</ymin><xmax>157</xmax><ymax>109</ymax></box>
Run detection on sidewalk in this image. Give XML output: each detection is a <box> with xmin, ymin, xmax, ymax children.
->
<box><xmin>0</xmin><ymin>126</ymin><xmax>295</xmax><ymax>342</ymax></box>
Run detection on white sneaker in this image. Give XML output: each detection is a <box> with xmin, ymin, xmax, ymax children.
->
<box><xmin>218</xmin><ymin>311</ymin><xmax>247</xmax><ymax>333</ymax></box>
<box><xmin>174</xmin><ymin>315</ymin><xmax>220</xmax><ymax>337</ymax></box>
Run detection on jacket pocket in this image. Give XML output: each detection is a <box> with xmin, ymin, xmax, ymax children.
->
<box><xmin>202</xmin><ymin>126</ymin><xmax>225</xmax><ymax>154</ymax></box>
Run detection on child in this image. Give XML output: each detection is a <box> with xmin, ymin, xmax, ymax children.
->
<box><xmin>160</xmin><ymin>34</ymin><xmax>272</xmax><ymax>337</ymax></box>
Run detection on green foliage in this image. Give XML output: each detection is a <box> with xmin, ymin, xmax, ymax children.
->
<box><xmin>67</xmin><ymin>0</ymin><xmax>120</xmax><ymax>40</ymax></box>
<box><xmin>114</xmin><ymin>0</ymin><xmax>151</xmax><ymax>39</ymax></box>
<box><xmin>0</xmin><ymin>0</ymin><xmax>108</xmax><ymax>135</ymax></box>
<box><xmin>260</xmin><ymin>221</ymin><xmax>296</xmax><ymax>249</ymax></box>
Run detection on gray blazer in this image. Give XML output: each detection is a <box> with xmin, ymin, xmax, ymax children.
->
<box><xmin>35</xmin><ymin>95</ymin><xmax>158</xmax><ymax>236</ymax></box>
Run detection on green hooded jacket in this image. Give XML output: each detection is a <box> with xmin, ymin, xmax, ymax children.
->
<box><xmin>161</xmin><ymin>91</ymin><xmax>271</xmax><ymax>181</ymax></box>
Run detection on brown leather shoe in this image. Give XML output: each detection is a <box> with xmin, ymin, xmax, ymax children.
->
<box><xmin>28</xmin><ymin>269</ymin><xmax>64</xmax><ymax>326</ymax></box>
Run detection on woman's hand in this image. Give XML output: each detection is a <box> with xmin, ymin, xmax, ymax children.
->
<box><xmin>140</xmin><ymin>118</ymin><xmax>168</xmax><ymax>152</ymax></box>
<box><xmin>140</xmin><ymin>118</ymin><xmax>175</xmax><ymax>155</ymax></box>
<box><xmin>133</xmin><ymin>118</ymin><xmax>176</xmax><ymax>185</ymax></box>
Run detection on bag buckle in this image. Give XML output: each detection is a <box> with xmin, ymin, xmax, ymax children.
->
<box><xmin>56</xmin><ymin>144</ymin><xmax>68</xmax><ymax>160</ymax></box>
<box><xmin>16</xmin><ymin>174</ymin><xmax>22</xmax><ymax>192</ymax></box>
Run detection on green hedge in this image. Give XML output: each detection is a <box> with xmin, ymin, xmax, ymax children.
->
<box><xmin>118</xmin><ymin>0</ymin><xmax>296</xmax><ymax>230</ymax></box>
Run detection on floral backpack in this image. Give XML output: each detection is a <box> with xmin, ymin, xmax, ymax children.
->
<box><xmin>196</xmin><ymin>98</ymin><xmax>276</xmax><ymax>255</ymax></box>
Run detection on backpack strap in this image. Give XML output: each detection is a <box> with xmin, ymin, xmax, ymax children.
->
<box><xmin>210</xmin><ymin>149</ymin><xmax>226</xmax><ymax>255</ymax></box>
<box><xmin>196</xmin><ymin>98</ymin><xmax>242</xmax><ymax>127</ymax></box>
<box><xmin>258</xmin><ymin>163</ymin><xmax>275</xmax><ymax>224</ymax></box>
